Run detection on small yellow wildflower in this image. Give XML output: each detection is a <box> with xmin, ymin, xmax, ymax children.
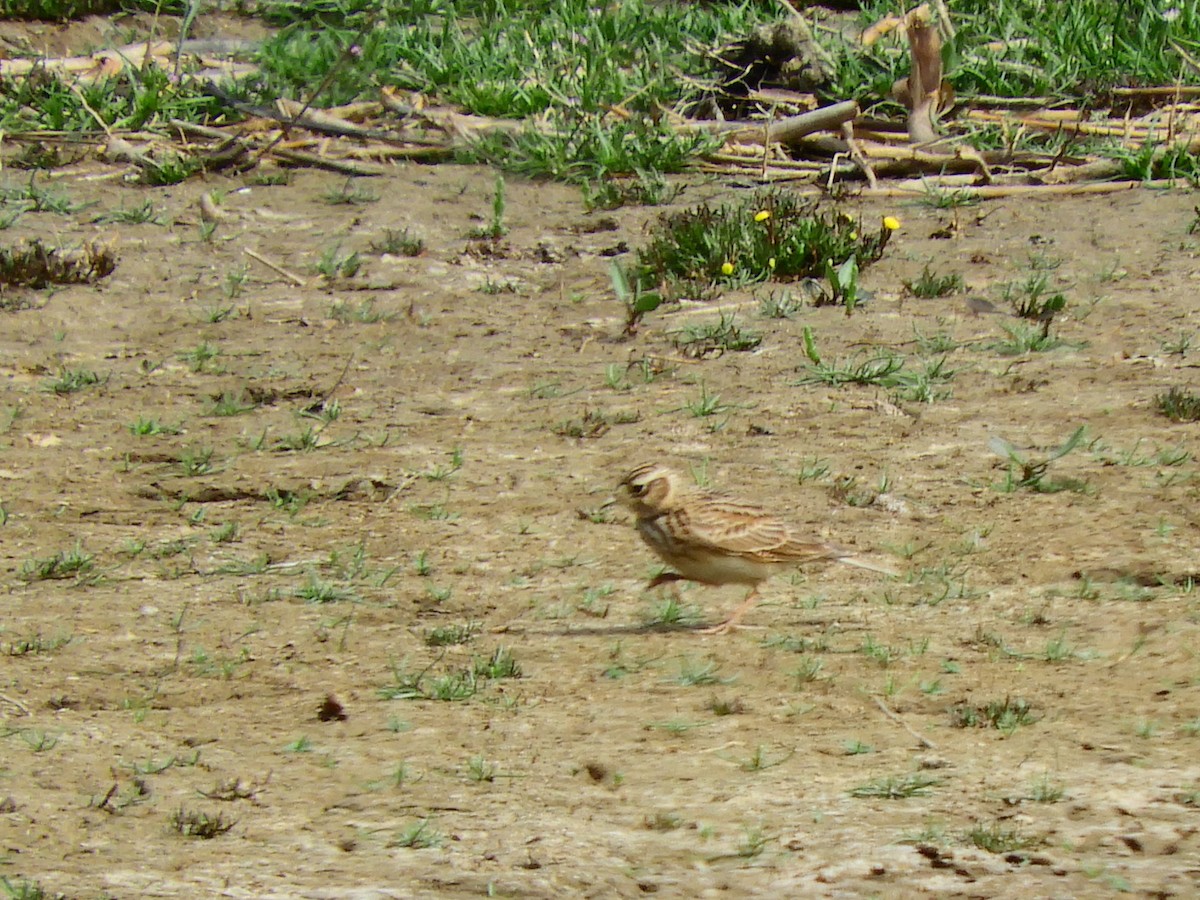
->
<box><xmin>882</xmin><ymin>215</ymin><xmax>901</xmax><ymax>231</ymax></box>
<box><xmin>754</xmin><ymin>210</ymin><xmax>771</xmax><ymax>223</ymax></box>
<box><xmin>768</xmin><ymin>257</ymin><xmax>776</xmax><ymax>270</ymax></box>
<box><xmin>849</xmin><ymin>231</ymin><xmax>858</xmax><ymax>241</ymax></box>
<box><xmin>721</xmin><ymin>261</ymin><xmax>734</xmax><ymax>276</ymax></box>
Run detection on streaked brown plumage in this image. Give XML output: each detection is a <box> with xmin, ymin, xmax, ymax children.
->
<box><xmin>618</xmin><ymin>463</ymin><xmax>896</xmax><ymax>633</ymax></box>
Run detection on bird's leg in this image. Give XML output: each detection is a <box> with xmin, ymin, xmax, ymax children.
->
<box><xmin>646</xmin><ymin>572</ymin><xmax>687</xmax><ymax>591</ymax></box>
<box><xmin>646</xmin><ymin>572</ymin><xmax>688</xmax><ymax>613</ymax></box>
<box><xmin>698</xmin><ymin>586</ymin><xmax>761</xmax><ymax>635</ymax></box>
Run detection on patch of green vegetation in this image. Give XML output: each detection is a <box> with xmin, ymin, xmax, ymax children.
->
<box><xmin>468</xmin><ymin>173</ymin><xmax>508</xmax><ymax>239</ymax></box>
<box><xmin>255</xmin><ymin>0</ymin><xmax>769</xmax><ymax>114</ymax></box>
<box><xmin>642</xmin><ymin>596</ymin><xmax>700</xmax><ymax>629</ymax></box>
<box><xmin>177</xmin><ymin>445</ymin><xmax>215</xmax><ymax>477</ymax></box>
<box><xmin>965</xmin><ymin>821</ymin><xmax>1040</xmax><ymax>854</ymax></box>
<box><xmin>5</xmin><ymin>632</ymin><xmax>71</xmax><ymax>656</ymax></box>
<box><xmin>424</xmin><ymin>622</ymin><xmax>480</xmax><ymax>647</ymax></box>
<box><xmin>43</xmin><ymin>367</ymin><xmax>103</xmax><ymax>394</ymax></box>
<box><xmin>0</xmin><ymin>62</ymin><xmax>224</xmax><ymax>134</ymax></box>
<box><xmin>552</xmin><ymin>408</ymin><xmax>639</xmax><ymax>439</ymax></box>
<box><xmin>321</xmin><ymin>178</ymin><xmax>379</xmax><ymax>205</ymax></box>
<box><xmin>759</xmin><ymin>289</ymin><xmax>805</xmax><ymax>319</ymax></box>
<box><xmin>671</xmin><ymin>311</ymin><xmax>761</xmax><ymax>356</ymax></box>
<box><xmin>274</xmin><ymin>426</ymin><xmax>322</xmax><ymax>453</ymax></box>
<box><xmin>797</xmin><ymin>328</ymin><xmax>955</xmax><ymax>403</ymax></box>
<box><xmin>141</xmin><ymin>151</ymin><xmax>203</xmax><ymax>186</ymax></box>
<box><xmin>3</xmin><ymin>0</ymin><xmax>182</xmax><ymax>16</ymax></box>
<box><xmin>626</xmin><ymin>192</ymin><xmax>896</xmax><ymax>304</ymax></box>
<box><xmin>950</xmin><ymin>696</ymin><xmax>1038</xmax><ymax>735</ymax></box>
<box><xmin>582</xmin><ymin>167</ymin><xmax>681</xmax><ymax>212</ymax></box>
<box><xmin>330</xmin><ymin>297</ymin><xmax>390</xmax><ymax>323</ymax></box>
<box><xmin>905</xmin><ymin>264</ymin><xmax>963</xmax><ymax>298</ymax></box>
<box><xmin>465</xmin><ymin>112</ymin><xmax>711</xmax><ymax>203</ymax></box>
<box><xmin>389</xmin><ymin>818</ymin><xmax>443</xmax><ymax>849</ymax></box>
<box><xmin>179</xmin><ymin>340</ymin><xmax>221</xmax><ymax>373</ymax></box>
<box><xmin>370</xmin><ymin>227</ymin><xmax>425</xmax><ymax>256</ymax></box>
<box><xmin>826</xmin><ymin>0</ymin><xmax>1200</xmax><ymax>101</ymax></box>
<box><xmin>95</xmin><ymin>199</ymin><xmax>164</xmax><ymax>226</ymax></box>
<box><xmin>849</xmin><ymin>772</ymin><xmax>939</xmax><ymax>799</ymax></box>
<box><xmin>0</xmin><ymin>875</ymin><xmax>62</xmax><ymax>900</ymax></box>
<box><xmin>207</xmin><ymin>391</ymin><xmax>258</xmax><ymax>417</ymax></box>
<box><xmin>986</xmin><ymin>320</ymin><xmax>1069</xmax><ymax>355</ymax></box>
<box><xmin>294</xmin><ymin>573</ymin><xmax>357</xmax><ymax>604</ymax></box>
<box><xmin>18</xmin><ymin>544</ymin><xmax>93</xmax><ymax>582</ymax></box>
<box><xmin>989</xmin><ymin>427</ymin><xmax>1090</xmax><ymax>494</ymax></box>
<box><xmin>247</xmin><ymin>0</ymin><xmax>769</xmax><ymax>201</ymax></box>
<box><xmin>1002</xmin><ymin>272</ymin><xmax>1067</xmax><ymax>321</ymax></box>
<box><xmin>315</xmin><ymin>245</ymin><xmax>362</xmax><ymax>280</ymax></box>
<box><xmin>169</xmin><ymin>807</ymin><xmax>235</xmax><ymax>839</ymax></box>
<box><xmin>378</xmin><ymin>645</ymin><xmax>521</xmax><ymax>701</ymax></box>
<box><xmin>677</xmin><ymin>383</ymin><xmax>736</xmax><ymax>419</ymax></box>
<box><xmin>0</xmin><ymin>178</ymin><xmax>88</xmax><ymax>215</ymax></box>
<box><xmin>1110</xmin><ymin>138</ymin><xmax>1200</xmax><ymax>183</ymax></box>
<box><xmin>1156</xmin><ymin>386</ymin><xmax>1200</xmax><ymax>423</ymax></box>
<box><xmin>1027</xmin><ymin>774</ymin><xmax>1065</xmax><ymax>803</ymax></box>
<box><xmin>670</xmin><ymin>658</ymin><xmax>733</xmax><ymax>687</ymax></box>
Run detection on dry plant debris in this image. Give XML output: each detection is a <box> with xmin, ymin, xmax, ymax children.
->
<box><xmin>0</xmin><ymin>4</ymin><xmax>1197</xmax><ymax>198</ymax></box>
<box><xmin>0</xmin><ymin>239</ymin><xmax>117</xmax><ymax>289</ymax></box>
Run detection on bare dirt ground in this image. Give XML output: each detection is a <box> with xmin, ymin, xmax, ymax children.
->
<box><xmin>2</xmin><ymin>28</ymin><xmax>1200</xmax><ymax>900</ymax></box>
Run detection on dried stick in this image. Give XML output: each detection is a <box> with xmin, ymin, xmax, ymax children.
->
<box><xmin>244</xmin><ymin>248</ymin><xmax>306</xmax><ymax>287</ymax></box>
<box><xmin>685</xmin><ymin>101</ymin><xmax>858</xmax><ymax>144</ymax></box>
<box><xmin>1</xmin><ymin>693</ymin><xmax>30</xmax><ymax>716</ymax></box>
<box><xmin>840</xmin><ymin>120</ymin><xmax>877</xmax><ymax>188</ymax></box>
<box><xmin>1034</xmin><ymin>158</ymin><xmax>1125</xmax><ymax>184</ymax></box>
<box><xmin>771</xmin><ymin>101</ymin><xmax>859</xmax><ymax>145</ymax></box>
<box><xmin>864</xmin><ymin>179</ymin><xmax>1166</xmax><ymax>198</ymax></box>
<box><xmin>1112</xmin><ymin>85</ymin><xmax>1200</xmax><ymax>99</ymax></box>
<box><xmin>904</xmin><ymin>7</ymin><xmax>942</xmax><ymax>144</ymax></box>
<box><xmin>171</xmin><ymin>118</ymin><xmax>234</xmax><ymax>141</ymax></box>
<box><xmin>703</xmin><ymin>153</ymin><xmax>825</xmax><ymax>171</ymax></box>
<box><xmin>251</xmin><ymin>16</ymin><xmax>378</xmax><ymax>165</ymax></box>
<box><xmin>872</xmin><ymin>695</ymin><xmax>936</xmax><ymax>749</ymax></box>
<box><xmin>267</xmin><ymin>147</ymin><xmax>387</xmax><ymax>176</ymax></box>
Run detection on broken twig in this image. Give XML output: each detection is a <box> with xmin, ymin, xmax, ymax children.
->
<box><xmin>244</xmin><ymin>248</ymin><xmax>306</xmax><ymax>287</ymax></box>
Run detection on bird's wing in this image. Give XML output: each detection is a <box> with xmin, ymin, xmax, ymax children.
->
<box><xmin>679</xmin><ymin>496</ymin><xmax>849</xmax><ymax>564</ymax></box>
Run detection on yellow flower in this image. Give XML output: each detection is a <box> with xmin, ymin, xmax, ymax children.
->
<box><xmin>849</xmin><ymin>231</ymin><xmax>858</xmax><ymax>241</ymax></box>
<box><xmin>882</xmin><ymin>215</ymin><xmax>901</xmax><ymax>231</ymax></box>
<box><xmin>721</xmin><ymin>261</ymin><xmax>734</xmax><ymax>276</ymax></box>
<box><xmin>754</xmin><ymin>210</ymin><xmax>771</xmax><ymax>223</ymax></box>
<box><xmin>768</xmin><ymin>257</ymin><xmax>776</xmax><ymax>270</ymax></box>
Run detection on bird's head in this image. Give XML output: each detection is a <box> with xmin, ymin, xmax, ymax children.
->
<box><xmin>618</xmin><ymin>464</ymin><xmax>685</xmax><ymax>516</ymax></box>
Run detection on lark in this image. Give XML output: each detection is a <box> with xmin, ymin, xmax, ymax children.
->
<box><xmin>618</xmin><ymin>463</ymin><xmax>896</xmax><ymax>634</ymax></box>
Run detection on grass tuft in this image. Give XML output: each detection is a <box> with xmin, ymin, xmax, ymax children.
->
<box><xmin>19</xmin><ymin>544</ymin><xmax>94</xmax><ymax>582</ymax></box>
<box><xmin>950</xmin><ymin>696</ymin><xmax>1038</xmax><ymax>735</ymax></box>
<box><xmin>849</xmin><ymin>772</ymin><xmax>939</xmax><ymax>799</ymax></box>
<box><xmin>1156</xmin><ymin>386</ymin><xmax>1200</xmax><ymax>422</ymax></box>
<box><xmin>169</xmin><ymin>807</ymin><xmax>235</xmax><ymax>839</ymax></box>
<box><xmin>630</xmin><ymin>192</ymin><xmax>895</xmax><ymax>304</ymax></box>
<box><xmin>905</xmin><ymin>264</ymin><xmax>963</xmax><ymax>298</ymax></box>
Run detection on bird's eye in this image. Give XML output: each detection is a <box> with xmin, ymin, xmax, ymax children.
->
<box><xmin>629</xmin><ymin>482</ymin><xmax>648</xmax><ymax>496</ymax></box>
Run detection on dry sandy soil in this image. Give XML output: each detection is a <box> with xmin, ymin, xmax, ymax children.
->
<box><xmin>2</xmin><ymin>20</ymin><xmax>1200</xmax><ymax>900</ymax></box>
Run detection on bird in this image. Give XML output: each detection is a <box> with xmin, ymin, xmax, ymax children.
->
<box><xmin>617</xmin><ymin>463</ymin><xmax>897</xmax><ymax>634</ymax></box>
